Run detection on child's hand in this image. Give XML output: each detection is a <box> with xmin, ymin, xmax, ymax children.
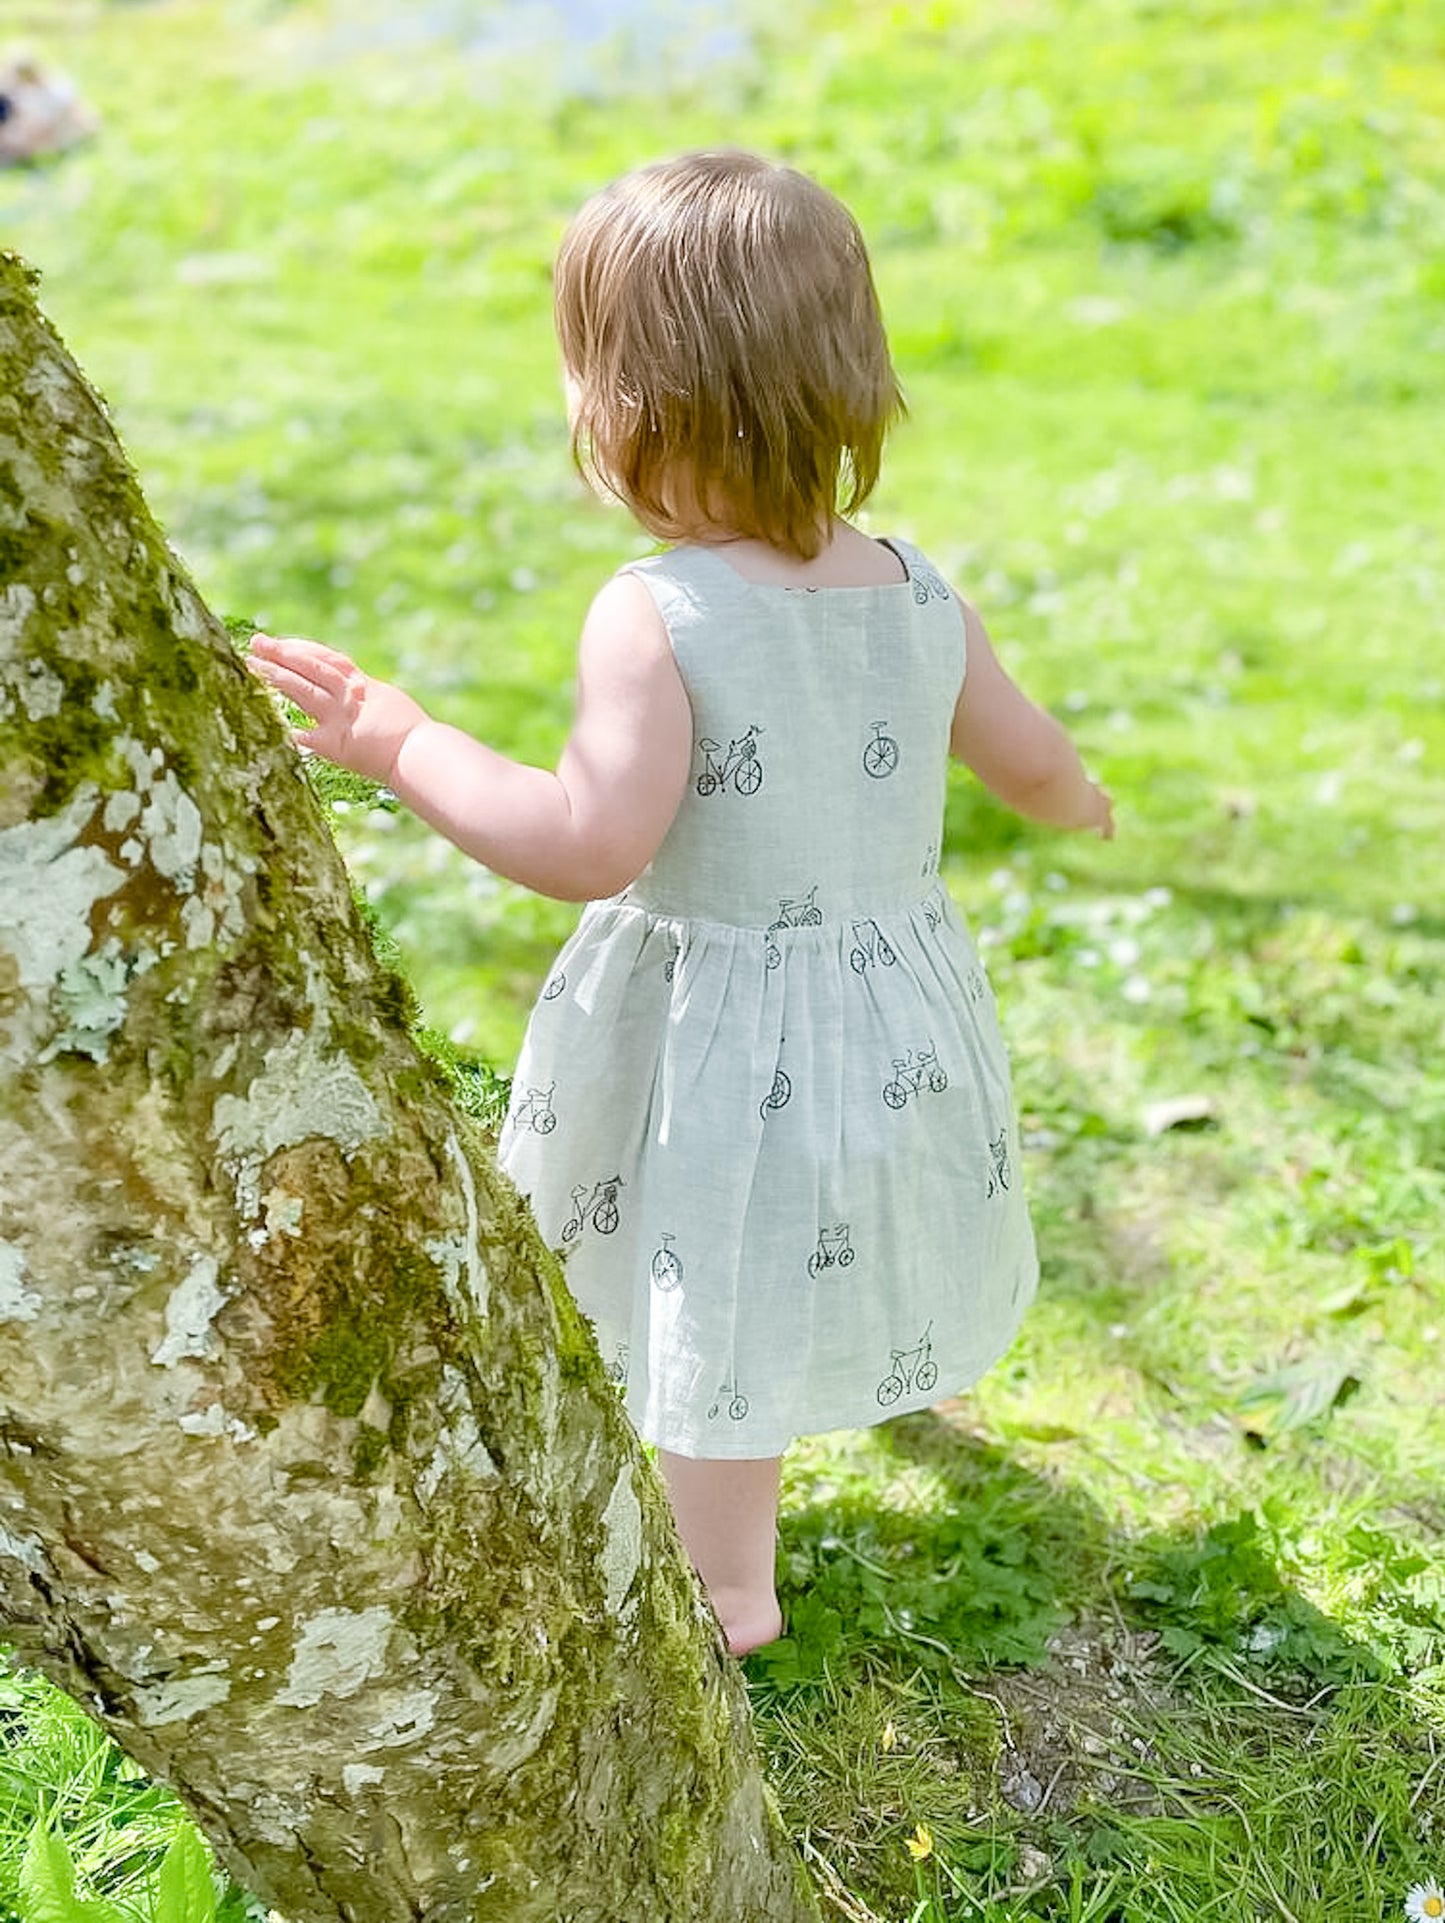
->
<box><xmin>1092</xmin><ymin>783</ymin><xmax>1117</xmax><ymax>840</ymax></box>
<box><xmin>249</xmin><ymin>634</ymin><xmax>429</xmax><ymax>786</ymax></box>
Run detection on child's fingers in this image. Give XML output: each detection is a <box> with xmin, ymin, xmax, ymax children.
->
<box><xmin>250</xmin><ymin>632</ymin><xmax>361</xmax><ymax>690</ymax></box>
<box><xmin>249</xmin><ymin>656</ymin><xmax>328</xmax><ymax>721</ymax></box>
<box><xmin>249</xmin><ymin>640</ymin><xmax>364</xmax><ymax>720</ymax></box>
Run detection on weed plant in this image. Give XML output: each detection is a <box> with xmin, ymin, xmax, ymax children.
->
<box><xmin>0</xmin><ymin>1664</ymin><xmax>255</xmax><ymax>1923</ymax></box>
<box><xmin>1</xmin><ymin>0</ymin><xmax>1441</xmax><ymax>1917</ymax></box>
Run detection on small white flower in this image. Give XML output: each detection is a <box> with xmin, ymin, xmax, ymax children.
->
<box><xmin>1406</xmin><ymin>1879</ymin><xmax>1445</xmax><ymax>1921</ymax></box>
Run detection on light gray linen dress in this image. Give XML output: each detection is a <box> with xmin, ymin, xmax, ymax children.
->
<box><xmin>499</xmin><ymin>539</ymin><xmax>1038</xmax><ymax>1458</ymax></box>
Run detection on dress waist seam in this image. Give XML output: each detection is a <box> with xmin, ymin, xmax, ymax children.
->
<box><xmin>594</xmin><ymin>883</ymin><xmax>949</xmax><ymax>937</ymax></box>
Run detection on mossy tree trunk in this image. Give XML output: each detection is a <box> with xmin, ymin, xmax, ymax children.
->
<box><xmin>0</xmin><ymin>254</ymin><xmax>815</xmax><ymax>1923</ymax></box>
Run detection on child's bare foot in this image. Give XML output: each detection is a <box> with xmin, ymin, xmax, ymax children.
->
<box><xmin>715</xmin><ymin>1592</ymin><xmax>784</xmax><ymax>1657</ymax></box>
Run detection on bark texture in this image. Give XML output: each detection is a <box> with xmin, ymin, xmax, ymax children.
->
<box><xmin>0</xmin><ymin>253</ymin><xmax>816</xmax><ymax>1923</ymax></box>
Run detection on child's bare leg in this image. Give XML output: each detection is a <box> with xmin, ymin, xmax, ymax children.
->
<box><xmin>658</xmin><ymin>1451</ymin><xmax>783</xmax><ymax>1657</ymax></box>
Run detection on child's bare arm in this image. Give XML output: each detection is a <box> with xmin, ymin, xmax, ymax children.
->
<box><xmin>251</xmin><ymin>572</ymin><xmax>693</xmax><ymax>900</ymax></box>
<box><xmin>949</xmin><ymin>601</ymin><xmax>1114</xmax><ymax>837</ymax></box>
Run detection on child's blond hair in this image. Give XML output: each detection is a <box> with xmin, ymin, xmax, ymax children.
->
<box><xmin>554</xmin><ymin>149</ymin><xmax>904</xmax><ymax>561</ymax></box>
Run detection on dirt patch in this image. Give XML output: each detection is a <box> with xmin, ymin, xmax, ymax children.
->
<box><xmin>981</xmin><ymin>1618</ymin><xmax>1180</xmax><ymax>1822</ymax></box>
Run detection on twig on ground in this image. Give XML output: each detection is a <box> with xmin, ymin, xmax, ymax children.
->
<box><xmin>801</xmin><ymin>1838</ymin><xmax>888</xmax><ymax>1923</ymax></box>
<box><xmin>1205</xmin><ymin>1655</ymin><xmax>1336</xmax><ymax>1716</ymax></box>
<box><xmin>881</xmin><ymin>1606</ymin><xmax>1019</xmax><ymax>1752</ymax></box>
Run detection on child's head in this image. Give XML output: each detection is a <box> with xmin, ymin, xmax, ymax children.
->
<box><xmin>555</xmin><ymin>149</ymin><xmax>903</xmax><ymax>560</ymax></box>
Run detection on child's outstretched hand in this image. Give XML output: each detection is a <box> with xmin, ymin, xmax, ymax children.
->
<box><xmin>249</xmin><ymin>634</ymin><xmax>429</xmax><ymax>787</ymax></box>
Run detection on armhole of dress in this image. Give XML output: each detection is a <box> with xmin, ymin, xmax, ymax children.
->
<box><xmin>950</xmin><ymin>587</ymin><xmax>969</xmax><ymax>722</ymax></box>
<box><xmin>616</xmin><ymin>558</ymin><xmax>688</xmax><ymax>668</ymax></box>
<box><xmin>618</xmin><ymin>557</ymin><xmax>673</xmax><ymax>619</ymax></box>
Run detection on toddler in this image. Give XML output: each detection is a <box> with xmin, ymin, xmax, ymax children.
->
<box><xmin>251</xmin><ymin>149</ymin><xmax>1113</xmax><ymax>1657</ymax></box>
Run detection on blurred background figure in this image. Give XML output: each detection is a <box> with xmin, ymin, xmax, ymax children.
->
<box><xmin>0</xmin><ymin>53</ymin><xmax>99</xmax><ymax>166</ymax></box>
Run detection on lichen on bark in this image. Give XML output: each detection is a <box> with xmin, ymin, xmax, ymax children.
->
<box><xmin>0</xmin><ymin>251</ymin><xmax>817</xmax><ymax>1923</ymax></box>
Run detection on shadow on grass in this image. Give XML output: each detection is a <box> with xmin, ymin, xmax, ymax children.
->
<box><xmin>752</xmin><ymin>1409</ymin><xmax>1441</xmax><ymax>1920</ymax></box>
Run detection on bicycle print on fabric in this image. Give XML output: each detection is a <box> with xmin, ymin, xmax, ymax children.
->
<box><xmin>908</xmin><ymin>558</ymin><xmax>953</xmax><ymax>604</ymax></box>
<box><xmin>766</xmin><ymin>885</ymin><xmax>824</xmax><ymax>967</ymax></box>
<box><xmin>695</xmin><ymin>724</ymin><xmax>764</xmax><ymax>797</ymax></box>
<box><xmin>650</xmin><ymin>1233</ymin><xmax>684</xmax><ymax>1291</ymax></box>
<box><xmin>760</xmin><ymin>1065</ymin><xmax>792</xmax><ymax>1120</ymax></box>
<box><xmin>497</xmin><ymin>537</ymin><xmax>1039</xmax><ymax>1459</ymax></box>
<box><xmin>862</xmin><ymin>719</ymin><xmax>899</xmax><ymax>778</ymax></box>
<box><xmin>561</xmin><ymin>1175</ymin><xmax>624</xmax><ymax>1242</ymax></box>
<box><xmin>849</xmin><ymin>918</ymin><xmax>897</xmax><ymax>975</ymax></box>
<box><xmin>510</xmin><ymin>1082</ymin><xmax>558</xmax><ymax>1135</ymax></box>
<box><xmin>877</xmin><ymin>1322</ymin><xmax>938</xmax><ymax>1406</ymax></box>
<box><xmin>708</xmin><ymin>1377</ymin><xmax>751</xmax><ymax>1423</ymax></box>
<box><xmin>808</xmin><ymin>1223</ymin><xmax>855</xmax><ymax>1278</ymax></box>
<box><xmin>882</xmin><ymin>1041</ymin><xmax>948</xmax><ymax>1110</ymax></box>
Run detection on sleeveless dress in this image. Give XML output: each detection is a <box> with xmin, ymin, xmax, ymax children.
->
<box><xmin>498</xmin><ymin>539</ymin><xmax>1038</xmax><ymax>1459</ymax></box>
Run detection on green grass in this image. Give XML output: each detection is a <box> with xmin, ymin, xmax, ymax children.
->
<box><xmin>3</xmin><ymin>0</ymin><xmax>1442</xmax><ymax>1917</ymax></box>
<box><xmin>0</xmin><ymin>1665</ymin><xmax>256</xmax><ymax>1923</ymax></box>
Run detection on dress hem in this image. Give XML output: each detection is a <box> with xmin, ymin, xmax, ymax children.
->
<box><xmin>626</xmin><ymin>1292</ymin><xmax>1036</xmax><ymax>1460</ymax></box>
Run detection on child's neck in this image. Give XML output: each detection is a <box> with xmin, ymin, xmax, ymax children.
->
<box><xmin>687</xmin><ymin>521</ymin><xmax>907</xmax><ymax>589</ymax></box>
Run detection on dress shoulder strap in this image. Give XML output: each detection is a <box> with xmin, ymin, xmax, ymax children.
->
<box><xmin>616</xmin><ymin>546</ymin><xmax>746</xmax><ymax>632</ymax></box>
<box><xmin>877</xmin><ymin>538</ymin><xmax>959</xmax><ymax>609</ymax></box>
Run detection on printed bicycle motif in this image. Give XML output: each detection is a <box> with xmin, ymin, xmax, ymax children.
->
<box><xmin>877</xmin><ymin>1321</ymin><xmax>938</xmax><ymax>1406</ymax></box>
<box><xmin>760</xmin><ymin>1067</ymin><xmax>792</xmax><ymax>1120</ymax></box>
<box><xmin>542</xmin><ymin>971</ymin><xmax>567</xmax><ymax>1001</ymax></box>
<box><xmin>708</xmin><ymin>1377</ymin><xmax>750</xmax><ymax>1422</ymax></box>
<box><xmin>986</xmin><ymin>1129</ymin><xmax>1012</xmax><ymax>1198</ymax></box>
<box><xmin>696</xmin><ymin>724</ymin><xmax>764</xmax><ymax>797</ymax></box>
<box><xmin>511</xmin><ymin>1083</ymin><xmax>557</xmax><ymax>1135</ymax></box>
<box><xmin>909</xmin><ymin>559</ymin><xmax>952</xmax><ymax>604</ymax></box>
<box><xmin>849</xmin><ymin>918</ymin><xmax>897</xmax><ymax>975</ymax></box>
<box><xmin>882</xmin><ymin>1041</ymin><xmax>948</xmax><ymax>1110</ymax></box>
<box><xmin>561</xmin><ymin>1175</ymin><xmax>624</xmax><ymax>1242</ymax></box>
<box><xmin>862</xmin><ymin>719</ymin><xmax>899</xmax><ymax>779</ymax></box>
<box><xmin>766</xmin><ymin>884</ymin><xmax>824</xmax><ymax>967</ymax></box>
<box><xmin>808</xmin><ymin>1223</ymin><xmax>855</xmax><ymax>1278</ymax></box>
<box><xmin>650</xmin><ymin>1233</ymin><xmax>684</xmax><ymax>1291</ymax></box>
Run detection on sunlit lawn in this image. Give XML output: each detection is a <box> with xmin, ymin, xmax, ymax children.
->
<box><xmin>2</xmin><ymin>0</ymin><xmax>1442</xmax><ymax>1916</ymax></box>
